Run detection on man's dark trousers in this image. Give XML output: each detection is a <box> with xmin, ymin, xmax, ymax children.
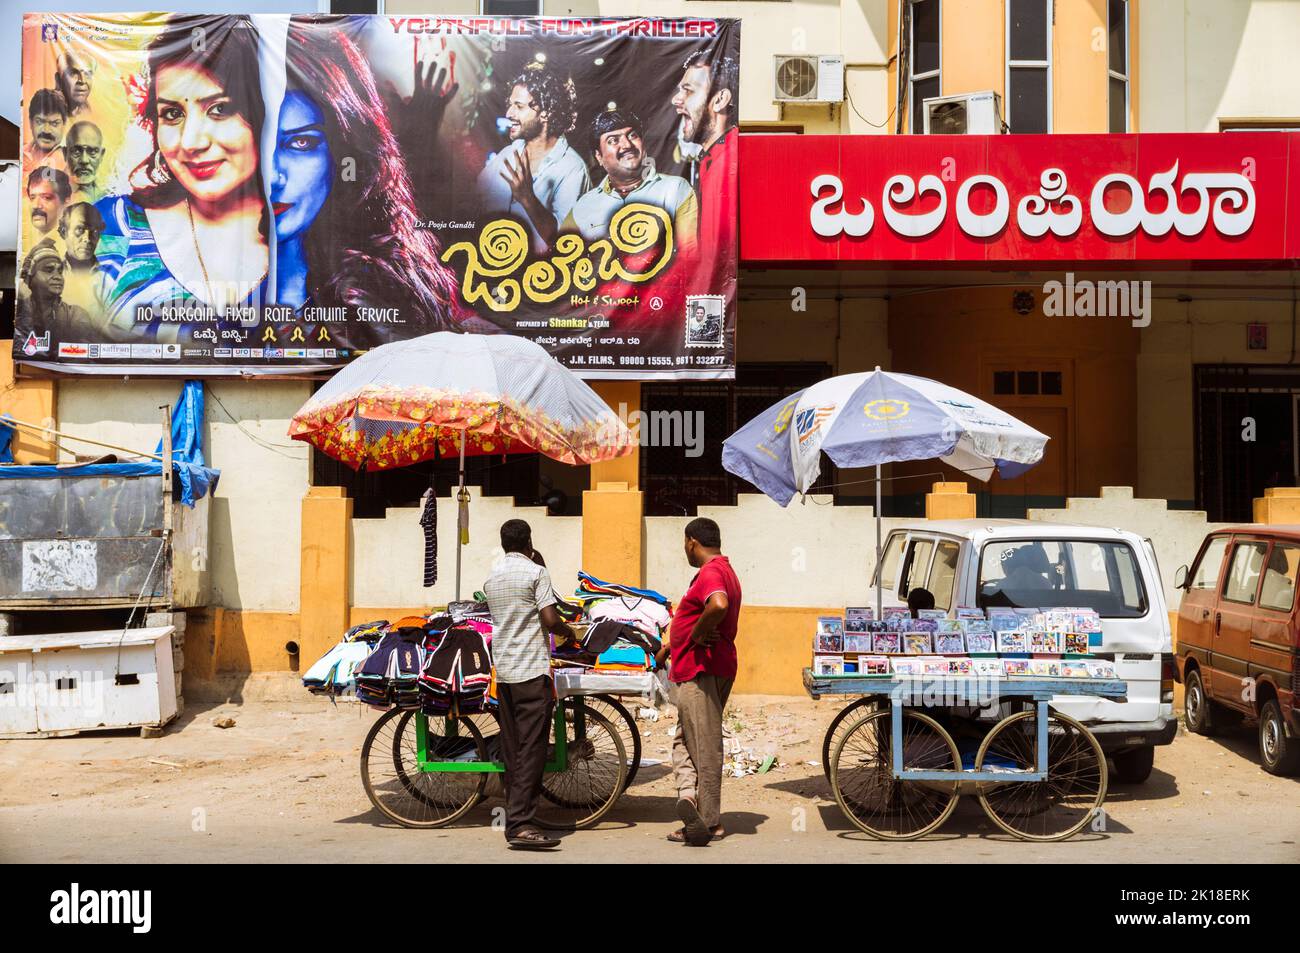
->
<box><xmin>496</xmin><ymin>674</ymin><xmax>554</xmax><ymax>838</ymax></box>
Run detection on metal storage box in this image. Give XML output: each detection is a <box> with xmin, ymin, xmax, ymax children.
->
<box><xmin>0</xmin><ymin>472</ymin><xmax>210</xmax><ymax>610</ymax></box>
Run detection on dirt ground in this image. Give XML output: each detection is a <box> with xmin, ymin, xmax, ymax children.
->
<box><xmin>1</xmin><ymin>692</ymin><xmax>1297</xmax><ymax>864</ymax></box>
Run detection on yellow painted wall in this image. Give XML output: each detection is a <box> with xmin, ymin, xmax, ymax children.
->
<box><xmin>590</xmin><ymin>380</ymin><xmax>639</xmax><ymax>490</ymax></box>
<box><xmin>0</xmin><ymin>355</ymin><xmax>56</xmax><ymax>462</ymax></box>
<box><xmin>884</xmin><ymin>0</ymin><xmax>1127</xmax><ymax>134</ymax></box>
<box><xmin>888</xmin><ymin>284</ymin><xmax>1139</xmax><ymax>498</ymax></box>
<box><xmin>941</xmin><ymin>0</ymin><xmax>1005</xmax><ymax>111</ymax></box>
<box><xmin>1053</xmin><ymin>0</ymin><xmax>1109</xmax><ymax>133</ymax></box>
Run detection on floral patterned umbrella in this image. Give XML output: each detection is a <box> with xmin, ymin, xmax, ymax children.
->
<box><xmin>288</xmin><ymin>332</ymin><xmax>634</xmax><ymax>469</ymax></box>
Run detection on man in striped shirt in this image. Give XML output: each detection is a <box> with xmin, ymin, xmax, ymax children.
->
<box><xmin>482</xmin><ymin>519</ymin><xmax>574</xmax><ymax>850</ymax></box>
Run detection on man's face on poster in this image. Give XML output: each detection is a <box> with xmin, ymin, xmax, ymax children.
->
<box><xmin>672</xmin><ymin>64</ymin><xmax>712</xmax><ymax>145</ymax></box>
<box><xmin>59</xmin><ymin>53</ymin><xmax>95</xmax><ymax>110</ymax></box>
<box><xmin>595</xmin><ymin>127</ymin><xmax>644</xmax><ymax>179</ymax></box>
<box><xmin>30</xmin><ymin>110</ymin><xmax>65</xmax><ymax>153</ymax></box>
<box><xmin>67</xmin><ymin>124</ymin><xmax>104</xmax><ymax>186</ymax></box>
<box><xmin>27</xmin><ymin>180</ymin><xmax>64</xmax><ymax>234</ymax></box>
<box><xmin>30</xmin><ymin>257</ymin><xmax>66</xmax><ymax>299</ymax></box>
<box><xmin>61</xmin><ymin>206</ymin><xmax>102</xmax><ymax>262</ymax></box>
<box><xmin>506</xmin><ymin>84</ymin><xmax>545</xmax><ymax>143</ymax></box>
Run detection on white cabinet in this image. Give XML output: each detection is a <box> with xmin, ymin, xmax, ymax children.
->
<box><xmin>0</xmin><ymin>626</ymin><xmax>178</xmax><ymax>738</ymax></box>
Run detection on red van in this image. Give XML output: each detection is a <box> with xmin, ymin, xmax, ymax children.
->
<box><xmin>1174</xmin><ymin>527</ymin><xmax>1300</xmax><ymax>775</ymax></box>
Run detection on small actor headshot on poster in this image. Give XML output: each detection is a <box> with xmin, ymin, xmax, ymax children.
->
<box><xmin>24</xmin><ymin>88</ymin><xmax>69</xmax><ymax>173</ymax></box>
<box><xmin>20</xmin><ymin>237</ymin><xmax>89</xmax><ymax>342</ymax></box>
<box><xmin>56</xmin><ymin>49</ymin><xmax>98</xmax><ymax>118</ymax></box>
<box><xmin>59</xmin><ymin>202</ymin><xmax>106</xmax><ymax>274</ymax></box>
<box><xmin>26</xmin><ymin>167</ymin><xmax>70</xmax><ymax>239</ymax></box>
<box><xmin>562</xmin><ymin>107</ymin><xmax>698</xmax><ymax>253</ymax></box>
<box><xmin>477</xmin><ymin>61</ymin><xmax>590</xmax><ymax>254</ymax></box>
<box><xmin>65</xmin><ymin>121</ymin><xmax>106</xmax><ymax>203</ymax></box>
<box><xmin>685</xmin><ymin>294</ymin><xmax>724</xmax><ymax>348</ymax></box>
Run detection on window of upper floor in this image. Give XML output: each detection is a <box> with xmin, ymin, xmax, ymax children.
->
<box><xmin>909</xmin><ymin>0</ymin><xmax>941</xmax><ymax>134</ymax></box>
<box><xmin>1007</xmin><ymin>0</ymin><xmax>1051</xmax><ymax>133</ymax></box>
<box><xmin>1108</xmin><ymin>0</ymin><xmax>1129</xmax><ymax>132</ymax></box>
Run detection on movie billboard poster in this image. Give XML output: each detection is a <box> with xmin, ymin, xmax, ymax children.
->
<box><xmin>15</xmin><ymin>14</ymin><xmax>740</xmax><ymax>378</ymax></box>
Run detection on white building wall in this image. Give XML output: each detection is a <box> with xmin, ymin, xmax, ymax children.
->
<box><xmin>1140</xmin><ymin>0</ymin><xmax>1300</xmax><ymax>131</ymax></box>
<box><xmin>1027</xmin><ymin>485</ymin><xmax>1229</xmax><ymax>610</ymax></box>
<box><xmin>57</xmin><ymin>379</ymin><xmax>311</xmax><ymax>612</ymax></box>
<box><xmin>350</xmin><ymin>486</ymin><xmax>582</xmax><ymax>609</ymax></box>
<box><xmin>646</xmin><ymin>494</ymin><xmax>907</xmax><ymax>606</ymax></box>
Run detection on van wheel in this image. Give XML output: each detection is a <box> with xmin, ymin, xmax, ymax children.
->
<box><xmin>1259</xmin><ymin>700</ymin><xmax>1300</xmax><ymax>776</ymax></box>
<box><xmin>1183</xmin><ymin>669</ymin><xmax>1215</xmax><ymax>735</ymax></box>
<box><xmin>1111</xmin><ymin>746</ymin><xmax>1155</xmax><ymax>784</ymax></box>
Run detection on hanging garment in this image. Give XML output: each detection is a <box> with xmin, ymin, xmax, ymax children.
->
<box><xmin>419</xmin><ymin>489</ymin><xmax>438</xmax><ymax>587</ymax></box>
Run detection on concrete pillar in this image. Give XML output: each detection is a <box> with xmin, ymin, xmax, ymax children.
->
<box><xmin>925</xmin><ymin>481</ymin><xmax>976</xmax><ymax>519</ymax></box>
<box><xmin>589</xmin><ymin>380</ymin><xmax>640</xmax><ymax>490</ymax></box>
<box><xmin>299</xmin><ymin>485</ymin><xmax>352</xmax><ymax>665</ymax></box>
<box><xmin>1253</xmin><ymin>487</ymin><xmax>1300</xmax><ymax>524</ymax></box>
<box><xmin>582</xmin><ymin>481</ymin><xmax>644</xmax><ymax>585</ymax></box>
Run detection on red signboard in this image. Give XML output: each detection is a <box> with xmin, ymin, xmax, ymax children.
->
<box><xmin>739</xmin><ymin>133</ymin><xmax>1300</xmax><ymax>266</ymax></box>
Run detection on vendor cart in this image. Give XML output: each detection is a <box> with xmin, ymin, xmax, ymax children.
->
<box><xmin>359</xmin><ymin>670</ymin><xmax>653</xmax><ymax>830</ymax></box>
<box><xmin>805</xmin><ymin>668</ymin><xmax>1127</xmax><ymax>842</ymax></box>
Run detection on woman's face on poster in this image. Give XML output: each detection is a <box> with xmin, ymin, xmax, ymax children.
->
<box><xmin>271</xmin><ymin>90</ymin><xmax>332</xmax><ymax>243</ymax></box>
<box><xmin>154</xmin><ymin>64</ymin><xmax>258</xmax><ymax>205</ymax></box>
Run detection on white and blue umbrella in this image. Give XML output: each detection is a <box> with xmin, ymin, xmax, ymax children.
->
<box><xmin>721</xmin><ymin>368</ymin><xmax>1049</xmax><ymax>611</ymax></box>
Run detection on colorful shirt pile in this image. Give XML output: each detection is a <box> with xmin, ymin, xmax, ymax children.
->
<box><xmin>572</xmin><ymin>571</ymin><xmax>673</xmax><ymax>673</ymax></box>
<box><xmin>341</xmin><ymin>611</ymin><xmax>498</xmax><ymax>712</ymax></box>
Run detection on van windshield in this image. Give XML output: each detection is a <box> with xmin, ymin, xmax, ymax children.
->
<box><xmin>977</xmin><ymin>539</ymin><xmax>1147</xmax><ymax>617</ymax></box>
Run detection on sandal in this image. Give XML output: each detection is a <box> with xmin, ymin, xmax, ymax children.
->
<box><xmin>507</xmin><ymin>828</ymin><xmax>560</xmax><ymax>850</ymax></box>
<box><xmin>676</xmin><ymin>797</ymin><xmax>714</xmax><ymax>846</ymax></box>
<box><xmin>668</xmin><ymin>826</ymin><xmax>726</xmax><ymax>843</ymax></box>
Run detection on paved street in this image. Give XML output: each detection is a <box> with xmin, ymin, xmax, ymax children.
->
<box><xmin>1</xmin><ymin>693</ymin><xmax>1296</xmax><ymax>863</ymax></box>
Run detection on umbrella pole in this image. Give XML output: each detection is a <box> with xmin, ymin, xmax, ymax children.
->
<box><xmin>875</xmin><ymin>463</ymin><xmax>883</xmax><ymax>619</ymax></box>
<box><xmin>455</xmin><ymin>429</ymin><xmax>466</xmax><ymax>602</ymax></box>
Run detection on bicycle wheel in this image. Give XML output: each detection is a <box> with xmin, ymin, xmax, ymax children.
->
<box><xmin>975</xmin><ymin>709</ymin><xmax>1107</xmax><ymax>842</ymax></box>
<box><xmin>360</xmin><ymin>708</ymin><xmax>487</xmax><ymax>829</ymax></box>
<box><xmin>590</xmin><ymin>694</ymin><xmax>642</xmax><ymax>790</ymax></box>
<box><xmin>822</xmin><ymin>698</ymin><xmax>877</xmax><ymax>782</ymax></box>
<box><xmin>535</xmin><ymin>704</ymin><xmax>628</xmax><ymax>830</ymax></box>
<box><xmin>830</xmin><ymin>709</ymin><xmax>961</xmax><ymax>841</ymax></box>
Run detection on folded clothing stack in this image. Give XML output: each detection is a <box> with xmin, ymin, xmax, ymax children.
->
<box><xmin>354</xmin><ymin>630</ymin><xmax>428</xmax><ymax>710</ymax></box>
<box><xmin>553</xmin><ymin>618</ymin><xmax>665</xmax><ymax>675</ymax></box>
<box><xmin>574</xmin><ymin>571</ymin><xmax>673</xmax><ymax>611</ymax></box>
<box><xmin>572</xmin><ymin>571</ymin><xmax>672</xmax><ymax>673</ymax></box>
<box><xmin>419</xmin><ymin>625</ymin><xmax>493</xmax><ymax>713</ymax></box>
<box><xmin>302</xmin><ymin>619</ymin><xmax>389</xmax><ymax>696</ymax></box>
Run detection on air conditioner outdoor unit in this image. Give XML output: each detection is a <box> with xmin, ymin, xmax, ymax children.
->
<box><xmin>922</xmin><ymin>90</ymin><xmax>1004</xmax><ymax>134</ymax></box>
<box><xmin>773</xmin><ymin>54</ymin><xmax>845</xmax><ymax>104</ymax></box>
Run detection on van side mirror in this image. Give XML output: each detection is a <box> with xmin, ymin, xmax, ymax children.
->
<box><xmin>1174</xmin><ymin>565</ymin><xmax>1189</xmax><ymax>589</ymax></box>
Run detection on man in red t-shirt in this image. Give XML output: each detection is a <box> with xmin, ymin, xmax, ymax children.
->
<box><xmin>663</xmin><ymin>517</ymin><xmax>742</xmax><ymax>845</ymax></box>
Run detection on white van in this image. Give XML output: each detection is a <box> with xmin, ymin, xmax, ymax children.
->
<box><xmin>873</xmin><ymin>519</ymin><xmax>1178</xmax><ymax>783</ymax></box>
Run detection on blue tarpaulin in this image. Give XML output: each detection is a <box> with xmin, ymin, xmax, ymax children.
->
<box><xmin>0</xmin><ymin>414</ymin><xmax>13</xmax><ymax>464</ymax></box>
<box><xmin>0</xmin><ymin>381</ymin><xmax>219</xmax><ymax>505</ymax></box>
